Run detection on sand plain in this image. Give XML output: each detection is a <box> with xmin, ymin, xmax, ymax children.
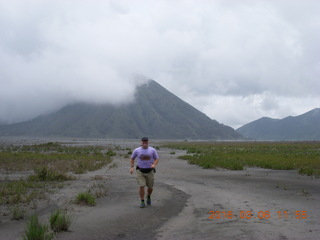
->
<box><xmin>0</xmin><ymin>138</ymin><xmax>319</xmax><ymax>240</ymax></box>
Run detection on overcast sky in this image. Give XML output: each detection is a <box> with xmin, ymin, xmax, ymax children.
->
<box><xmin>1</xmin><ymin>0</ymin><xmax>319</xmax><ymax>128</ymax></box>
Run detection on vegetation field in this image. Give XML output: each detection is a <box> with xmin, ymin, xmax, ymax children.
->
<box><xmin>164</xmin><ymin>141</ymin><xmax>320</xmax><ymax>177</ymax></box>
<box><xmin>0</xmin><ymin>142</ymin><xmax>113</xmax><ymax>207</ymax></box>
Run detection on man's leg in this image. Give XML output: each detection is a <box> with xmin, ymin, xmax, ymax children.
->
<box><xmin>146</xmin><ymin>171</ymin><xmax>154</xmax><ymax>205</ymax></box>
<box><xmin>139</xmin><ymin>186</ymin><xmax>145</xmax><ymax>200</ymax></box>
<box><xmin>147</xmin><ymin>187</ymin><xmax>153</xmax><ymax>196</ymax></box>
<box><xmin>147</xmin><ymin>187</ymin><xmax>153</xmax><ymax>205</ymax></box>
<box><xmin>139</xmin><ymin>187</ymin><xmax>146</xmax><ymax>208</ymax></box>
<box><xmin>136</xmin><ymin>170</ymin><xmax>146</xmax><ymax>208</ymax></box>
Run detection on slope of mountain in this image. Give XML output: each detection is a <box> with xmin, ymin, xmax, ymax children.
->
<box><xmin>237</xmin><ymin>108</ymin><xmax>320</xmax><ymax>140</ymax></box>
<box><xmin>0</xmin><ymin>80</ymin><xmax>242</xmax><ymax>140</ymax></box>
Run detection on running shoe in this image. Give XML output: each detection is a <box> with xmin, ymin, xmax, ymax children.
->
<box><xmin>147</xmin><ymin>196</ymin><xmax>151</xmax><ymax>205</ymax></box>
<box><xmin>140</xmin><ymin>201</ymin><xmax>146</xmax><ymax>208</ymax></box>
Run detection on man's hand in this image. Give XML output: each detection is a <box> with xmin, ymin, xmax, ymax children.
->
<box><xmin>151</xmin><ymin>159</ymin><xmax>159</xmax><ymax>169</ymax></box>
<box><xmin>129</xmin><ymin>167</ymin><xmax>134</xmax><ymax>174</ymax></box>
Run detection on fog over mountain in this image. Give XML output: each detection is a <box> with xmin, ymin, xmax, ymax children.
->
<box><xmin>1</xmin><ymin>0</ymin><xmax>320</xmax><ymax>128</ymax></box>
<box><xmin>0</xmin><ymin>80</ymin><xmax>242</xmax><ymax>140</ymax></box>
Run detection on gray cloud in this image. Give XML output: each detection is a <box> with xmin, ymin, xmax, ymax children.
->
<box><xmin>0</xmin><ymin>0</ymin><xmax>319</xmax><ymax>127</ymax></box>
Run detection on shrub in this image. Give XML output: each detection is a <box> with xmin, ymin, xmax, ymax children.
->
<box><xmin>10</xmin><ymin>204</ymin><xmax>25</xmax><ymax>220</ymax></box>
<box><xmin>75</xmin><ymin>192</ymin><xmax>96</xmax><ymax>206</ymax></box>
<box><xmin>106</xmin><ymin>150</ymin><xmax>116</xmax><ymax>156</ymax></box>
<box><xmin>299</xmin><ymin>167</ymin><xmax>314</xmax><ymax>176</ymax></box>
<box><xmin>23</xmin><ymin>215</ymin><xmax>54</xmax><ymax>240</ymax></box>
<box><xmin>49</xmin><ymin>210</ymin><xmax>72</xmax><ymax>232</ymax></box>
<box><xmin>28</xmin><ymin>167</ymin><xmax>73</xmax><ymax>182</ymax></box>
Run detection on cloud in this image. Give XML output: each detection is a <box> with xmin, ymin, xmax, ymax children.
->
<box><xmin>0</xmin><ymin>0</ymin><xmax>319</xmax><ymax>127</ymax></box>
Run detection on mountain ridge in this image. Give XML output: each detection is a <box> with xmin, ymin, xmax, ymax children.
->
<box><xmin>236</xmin><ymin>108</ymin><xmax>320</xmax><ymax>140</ymax></box>
<box><xmin>0</xmin><ymin>80</ymin><xmax>242</xmax><ymax>140</ymax></box>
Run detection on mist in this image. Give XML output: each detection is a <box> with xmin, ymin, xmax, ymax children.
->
<box><xmin>1</xmin><ymin>0</ymin><xmax>319</xmax><ymax>127</ymax></box>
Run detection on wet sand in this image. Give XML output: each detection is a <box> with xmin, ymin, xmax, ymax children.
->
<box><xmin>0</xmin><ymin>139</ymin><xmax>319</xmax><ymax>239</ymax></box>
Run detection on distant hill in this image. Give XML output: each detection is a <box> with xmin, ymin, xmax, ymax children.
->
<box><xmin>0</xmin><ymin>80</ymin><xmax>242</xmax><ymax>140</ymax></box>
<box><xmin>237</xmin><ymin>108</ymin><xmax>320</xmax><ymax>140</ymax></box>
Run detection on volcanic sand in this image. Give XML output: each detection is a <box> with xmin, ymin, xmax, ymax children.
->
<box><xmin>0</xmin><ymin>139</ymin><xmax>319</xmax><ymax>240</ymax></box>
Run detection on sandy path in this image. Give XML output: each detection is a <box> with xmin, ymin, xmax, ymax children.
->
<box><xmin>156</xmin><ymin>148</ymin><xmax>320</xmax><ymax>240</ymax></box>
<box><xmin>1</xmin><ymin>140</ymin><xmax>319</xmax><ymax>240</ymax></box>
<box><xmin>57</xmin><ymin>155</ymin><xmax>189</xmax><ymax>240</ymax></box>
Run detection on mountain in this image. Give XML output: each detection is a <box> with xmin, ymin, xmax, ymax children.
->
<box><xmin>0</xmin><ymin>80</ymin><xmax>242</xmax><ymax>140</ymax></box>
<box><xmin>237</xmin><ymin>108</ymin><xmax>320</xmax><ymax>140</ymax></box>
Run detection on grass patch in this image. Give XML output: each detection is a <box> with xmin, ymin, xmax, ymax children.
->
<box><xmin>163</xmin><ymin>141</ymin><xmax>320</xmax><ymax>176</ymax></box>
<box><xmin>75</xmin><ymin>192</ymin><xmax>96</xmax><ymax>206</ymax></box>
<box><xmin>49</xmin><ymin>210</ymin><xmax>72</xmax><ymax>232</ymax></box>
<box><xmin>0</xmin><ymin>180</ymin><xmax>47</xmax><ymax>205</ymax></box>
<box><xmin>23</xmin><ymin>215</ymin><xmax>54</xmax><ymax>240</ymax></box>
<box><xmin>28</xmin><ymin>167</ymin><xmax>74</xmax><ymax>182</ymax></box>
<box><xmin>106</xmin><ymin>150</ymin><xmax>116</xmax><ymax>157</ymax></box>
<box><xmin>92</xmin><ymin>175</ymin><xmax>105</xmax><ymax>181</ymax></box>
<box><xmin>0</xmin><ymin>143</ymin><xmax>112</xmax><ymax>173</ymax></box>
<box><xmin>0</xmin><ymin>151</ymin><xmax>112</xmax><ymax>174</ymax></box>
<box><xmin>89</xmin><ymin>181</ymin><xmax>107</xmax><ymax>198</ymax></box>
<box><xmin>10</xmin><ymin>204</ymin><xmax>25</xmax><ymax>220</ymax></box>
<box><xmin>0</xmin><ymin>142</ymin><xmax>114</xmax><ymax>210</ymax></box>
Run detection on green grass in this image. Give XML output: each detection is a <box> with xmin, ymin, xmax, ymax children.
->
<box><xmin>0</xmin><ymin>180</ymin><xmax>47</xmax><ymax>205</ymax></box>
<box><xmin>106</xmin><ymin>150</ymin><xmax>117</xmax><ymax>156</ymax></box>
<box><xmin>10</xmin><ymin>204</ymin><xmax>25</xmax><ymax>220</ymax></box>
<box><xmin>0</xmin><ymin>142</ymin><xmax>114</xmax><ymax>211</ymax></box>
<box><xmin>49</xmin><ymin>210</ymin><xmax>72</xmax><ymax>232</ymax></box>
<box><xmin>0</xmin><ymin>151</ymin><xmax>111</xmax><ymax>174</ymax></box>
<box><xmin>0</xmin><ymin>142</ymin><xmax>111</xmax><ymax>172</ymax></box>
<box><xmin>75</xmin><ymin>192</ymin><xmax>96</xmax><ymax>206</ymax></box>
<box><xmin>23</xmin><ymin>215</ymin><xmax>54</xmax><ymax>240</ymax></box>
<box><xmin>163</xmin><ymin>141</ymin><xmax>320</xmax><ymax>176</ymax></box>
<box><xmin>27</xmin><ymin>167</ymin><xmax>74</xmax><ymax>182</ymax></box>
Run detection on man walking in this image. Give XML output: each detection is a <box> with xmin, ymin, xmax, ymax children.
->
<box><xmin>130</xmin><ymin>137</ymin><xmax>159</xmax><ymax>208</ymax></box>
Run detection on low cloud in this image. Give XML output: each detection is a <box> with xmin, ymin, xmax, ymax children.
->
<box><xmin>0</xmin><ymin>0</ymin><xmax>319</xmax><ymax>127</ymax></box>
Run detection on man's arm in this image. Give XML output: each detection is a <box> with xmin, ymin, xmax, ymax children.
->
<box><xmin>129</xmin><ymin>158</ymin><xmax>135</xmax><ymax>174</ymax></box>
<box><xmin>151</xmin><ymin>158</ymin><xmax>159</xmax><ymax>168</ymax></box>
<box><xmin>151</xmin><ymin>149</ymin><xmax>159</xmax><ymax>168</ymax></box>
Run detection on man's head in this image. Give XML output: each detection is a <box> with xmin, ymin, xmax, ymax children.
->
<box><xmin>141</xmin><ymin>137</ymin><xmax>149</xmax><ymax>149</ymax></box>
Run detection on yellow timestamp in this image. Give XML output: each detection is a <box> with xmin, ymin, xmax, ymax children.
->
<box><xmin>208</xmin><ymin>210</ymin><xmax>309</xmax><ymax>220</ymax></box>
